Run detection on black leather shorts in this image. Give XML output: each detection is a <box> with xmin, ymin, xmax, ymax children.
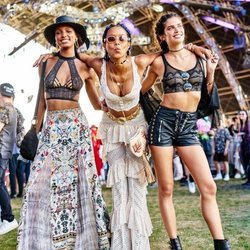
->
<box><xmin>148</xmin><ymin>105</ymin><xmax>200</xmax><ymax>147</ymax></box>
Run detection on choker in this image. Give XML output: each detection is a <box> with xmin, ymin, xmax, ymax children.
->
<box><xmin>109</xmin><ymin>56</ymin><xmax>127</xmax><ymax>65</ymax></box>
<box><xmin>56</xmin><ymin>52</ymin><xmax>76</xmax><ymax>60</ymax></box>
<box><xmin>169</xmin><ymin>47</ymin><xmax>184</xmax><ymax>52</ymax></box>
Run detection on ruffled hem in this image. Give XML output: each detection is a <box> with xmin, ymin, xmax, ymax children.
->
<box><xmin>110</xmin><ymin>204</ymin><xmax>152</xmax><ymax>237</ymax></box>
<box><xmin>106</xmin><ymin>155</ymin><xmax>147</xmax><ymax>187</ymax></box>
<box><xmin>98</xmin><ymin>111</ymin><xmax>147</xmax><ymax>159</ymax></box>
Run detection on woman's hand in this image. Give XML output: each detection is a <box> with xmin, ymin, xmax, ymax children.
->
<box><xmin>100</xmin><ymin>99</ymin><xmax>108</xmax><ymax>112</ymax></box>
<box><xmin>206</xmin><ymin>51</ymin><xmax>219</xmax><ymax>91</ymax></box>
<box><xmin>186</xmin><ymin>43</ymin><xmax>212</xmax><ymax>60</ymax></box>
<box><xmin>33</xmin><ymin>53</ymin><xmax>53</xmax><ymax>67</ymax></box>
<box><xmin>206</xmin><ymin>51</ymin><xmax>219</xmax><ymax>74</ymax></box>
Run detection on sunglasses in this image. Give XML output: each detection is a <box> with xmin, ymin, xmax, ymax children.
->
<box><xmin>181</xmin><ymin>72</ymin><xmax>192</xmax><ymax>92</ymax></box>
<box><xmin>104</xmin><ymin>35</ymin><xmax>131</xmax><ymax>44</ymax></box>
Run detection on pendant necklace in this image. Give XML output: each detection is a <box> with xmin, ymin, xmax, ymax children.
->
<box><xmin>109</xmin><ymin>64</ymin><xmax>124</xmax><ymax>96</ymax></box>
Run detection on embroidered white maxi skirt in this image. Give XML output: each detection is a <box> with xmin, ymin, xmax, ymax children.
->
<box><xmin>17</xmin><ymin>108</ymin><xmax>110</xmax><ymax>250</ymax></box>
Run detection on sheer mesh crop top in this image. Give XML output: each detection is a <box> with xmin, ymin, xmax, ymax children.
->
<box><xmin>162</xmin><ymin>54</ymin><xmax>204</xmax><ymax>94</ymax></box>
<box><xmin>100</xmin><ymin>57</ymin><xmax>141</xmax><ymax>112</ymax></box>
<box><xmin>44</xmin><ymin>54</ymin><xmax>83</xmax><ymax>101</ymax></box>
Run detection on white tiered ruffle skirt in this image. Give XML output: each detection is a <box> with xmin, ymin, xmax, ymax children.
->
<box><xmin>99</xmin><ymin>109</ymin><xmax>152</xmax><ymax>250</ymax></box>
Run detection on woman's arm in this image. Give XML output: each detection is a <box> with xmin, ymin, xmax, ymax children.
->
<box><xmin>206</xmin><ymin>51</ymin><xmax>219</xmax><ymax>94</ymax></box>
<box><xmin>141</xmin><ymin>59</ymin><xmax>159</xmax><ymax>94</ymax></box>
<box><xmin>78</xmin><ymin>53</ymin><xmax>103</xmax><ymax>77</ymax></box>
<box><xmin>136</xmin><ymin>44</ymin><xmax>211</xmax><ymax>76</ymax></box>
<box><xmin>186</xmin><ymin>43</ymin><xmax>212</xmax><ymax>60</ymax></box>
<box><xmin>35</xmin><ymin>62</ymin><xmax>47</xmax><ymax>133</ymax></box>
<box><xmin>33</xmin><ymin>53</ymin><xmax>55</xmax><ymax>67</ymax></box>
<box><xmin>85</xmin><ymin>67</ymin><xmax>102</xmax><ymax>110</ymax></box>
<box><xmin>135</xmin><ymin>52</ymin><xmax>161</xmax><ymax>74</ymax></box>
<box><xmin>78</xmin><ymin>53</ymin><xmax>96</xmax><ymax>68</ymax></box>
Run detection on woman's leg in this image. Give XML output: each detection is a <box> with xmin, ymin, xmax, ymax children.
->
<box><xmin>213</xmin><ymin>160</ymin><xmax>222</xmax><ymax>180</ymax></box>
<box><xmin>150</xmin><ymin>145</ymin><xmax>176</xmax><ymax>238</ymax></box>
<box><xmin>16</xmin><ymin>160</ymin><xmax>25</xmax><ymax>197</ymax></box>
<box><xmin>177</xmin><ymin>145</ymin><xmax>225</xmax><ymax>239</ymax></box>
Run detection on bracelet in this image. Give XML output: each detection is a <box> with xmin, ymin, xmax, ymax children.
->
<box><xmin>185</xmin><ymin>43</ymin><xmax>195</xmax><ymax>52</ymax></box>
<box><xmin>207</xmin><ymin>82</ymin><xmax>213</xmax><ymax>86</ymax></box>
<box><xmin>31</xmin><ymin>119</ymin><xmax>38</xmax><ymax>126</ymax></box>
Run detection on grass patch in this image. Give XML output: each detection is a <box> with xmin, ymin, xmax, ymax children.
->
<box><xmin>0</xmin><ymin>179</ymin><xmax>249</xmax><ymax>249</ymax></box>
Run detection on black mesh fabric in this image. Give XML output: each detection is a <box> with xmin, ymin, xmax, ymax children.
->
<box><xmin>161</xmin><ymin>55</ymin><xmax>204</xmax><ymax>94</ymax></box>
<box><xmin>44</xmin><ymin>57</ymin><xmax>83</xmax><ymax>101</ymax></box>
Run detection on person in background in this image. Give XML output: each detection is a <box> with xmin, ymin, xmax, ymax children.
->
<box><xmin>9</xmin><ymin>108</ymin><xmax>25</xmax><ymax>199</ymax></box>
<box><xmin>141</xmin><ymin>12</ymin><xmax>230</xmax><ymax>250</ymax></box>
<box><xmin>0</xmin><ymin>83</ymin><xmax>18</xmax><ymax>235</ymax></box>
<box><xmin>197</xmin><ymin>117</ymin><xmax>213</xmax><ymax>170</ymax></box>
<box><xmin>227</xmin><ymin>116</ymin><xmax>243</xmax><ymax>179</ymax></box>
<box><xmin>17</xmin><ymin>16</ymin><xmax>110</xmax><ymax>250</ymax></box>
<box><xmin>238</xmin><ymin>110</ymin><xmax>250</xmax><ymax>187</ymax></box>
<box><xmin>90</xmin><ymin>125</ymin><xmax>103</xmax><ymax>177</ymax></box>
<box><xmin>8</xmin><ymin>143</ymin><xmax>19</xmax><ymax>199</ymax></box>
<box><xmin>213</xmin><ymin>119</ymin><xmax>231</xmax><ymax>181</ymax></box>
<box><xmin>16</xmin><ymin>155</ymin><xmax>31</xmax><ymax>198</ymax></box>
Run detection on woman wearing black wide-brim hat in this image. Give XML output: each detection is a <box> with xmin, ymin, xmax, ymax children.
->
<box><xmin>17</xmin><ymin>15</ymin><xmax>110</xmax><ymax>250</ymax></box>
<box><xmin>44</xmin><ymin>15</ymin><xmax>90</xmax><ymax>49</ymax></box>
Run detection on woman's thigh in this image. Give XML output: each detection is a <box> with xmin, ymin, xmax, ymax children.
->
<box><xmin>150</xmin><ymin>145</ymin><xmax>174</xmax><ymax>187</ymax></box>
<box><xmin>177</xmin><ymin>145</ymin><xmax>215</xmax><ymax>193</ymax></box>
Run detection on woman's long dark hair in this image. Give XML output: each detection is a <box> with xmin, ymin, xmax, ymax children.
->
<box><xmin>239</xmin><ymin>110</ymin><xmax>249</xmax><ymax>135</ymax></box>
<box><xmin>155</xmin><ymin>12</ymin><xmax>181</xmax><ymax>53</ymax></box>
<box><xmin>102</xmin><ymin>23</ymin><xmax>131</xmax><ymax>61</ymax></box>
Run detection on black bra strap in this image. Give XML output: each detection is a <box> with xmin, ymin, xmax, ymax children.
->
<box><xmin>162</xmin><ymin>54</ymin><xmax>168</xmax><ymax>79</ymax></box>
<box><xmin>161</xmin><ymin>54</ymin><xmax>168</xmax><ymax>65</ymax></box>
<box><xmin>198</xmin><ymin>57</ymin><xmax>206</xmax><ymax>80</ymax></box>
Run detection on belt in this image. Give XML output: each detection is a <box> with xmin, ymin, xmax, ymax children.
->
<box><xmin>106</xmin><ymin>106</ymin><xmax>141</xmax><ymax>124</ymax></box>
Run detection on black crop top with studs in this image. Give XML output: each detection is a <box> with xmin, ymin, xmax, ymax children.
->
<box><xmin>161</xmin><ymin>54</ymin><xmax>204</xmax><ymax>94</ymax></box>
<box><xmin>44</xmin><ymin>55</ymin><xmax>83</xmax><ymax>101</ymax></box>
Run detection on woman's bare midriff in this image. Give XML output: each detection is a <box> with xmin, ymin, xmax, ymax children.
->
<box><xmin>161</xmin><ymin>91</ymin><xmax>201</xmax><ymax>112</ymax></box>
<box><xmin>47</xmin><ymin>99</ymin><xmax>79</xmax><ymax>111</ymax></box>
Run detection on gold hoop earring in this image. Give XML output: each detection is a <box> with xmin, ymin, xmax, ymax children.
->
<box><xmin>75</xmin><ymin>39</ymin><xmax>79</xmax><ymax>48</ymax></box>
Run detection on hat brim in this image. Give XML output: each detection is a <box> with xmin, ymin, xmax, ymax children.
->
<box><xmin>44</xmin><ymin>22</ymin><xmax>90</xmax><ymax>49</ymax></box>
<box><xmin>0</xmin><ymin>92</ymin><xmax>14</xmax><ymax>97</ymax></box>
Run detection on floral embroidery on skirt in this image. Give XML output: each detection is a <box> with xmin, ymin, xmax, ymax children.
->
<box><xmin>17</xmin><ymin>108</ymin><xmax>110</xmax><ymax>250</ymax></box>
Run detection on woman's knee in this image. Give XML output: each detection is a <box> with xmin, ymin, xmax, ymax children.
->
<box><xmin>200</xmin><ymin>180</ymin><xmax>217</xmax><ymax>198</ymax></box>
<box><xmin>158</xmin><ymin>182</ymin><xmax>174</xmax><ymax>198</ymax></box>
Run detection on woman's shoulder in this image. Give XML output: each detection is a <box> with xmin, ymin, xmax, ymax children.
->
<box><xmin>134</xmin><ymin>52</ymin><xmax>160</xmax><ymax>67</ymax></box>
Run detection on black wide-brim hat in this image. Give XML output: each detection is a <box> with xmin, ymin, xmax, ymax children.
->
<box><xmin>44</xmin><ymin>15</ymin><xmax>90</xmax><ymax>49</ymax></box>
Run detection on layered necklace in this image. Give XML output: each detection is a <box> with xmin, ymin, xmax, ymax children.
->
<box><xmin>108</xmin><ymin>63</ymin><xmax>126</xmax><ymax>96</ymax></box>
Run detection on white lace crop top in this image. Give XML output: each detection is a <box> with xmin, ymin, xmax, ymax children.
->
<box><xmin>100</xmin><ymin>57</ymin><xmax>141</xmax><ymax>112</ymax></box>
